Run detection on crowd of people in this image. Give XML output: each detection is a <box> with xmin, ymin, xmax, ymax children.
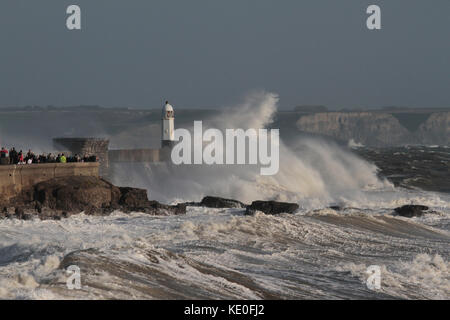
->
<box><xmin>0</xmin><ymin>147</ymin><xmax>98</xmax><ymax>165</ymax></box>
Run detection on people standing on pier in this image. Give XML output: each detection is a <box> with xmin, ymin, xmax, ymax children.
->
<box><xmin>9</xmin><ymin>147</ymin><xmax>18</xmax><ymax>164</ymax></box>
<box><xmin>18</xmin><ymin>151</ymin><xmax>24</xmax><ymax>164</ymax></box>
<box><xmin>0</xmin><ymin>147</ymin><xmax>8</xmax><ymax>158</ymax></box>
<box><xmin>0</xmin><ymin>148</ymin><xmax>98</xmax><ymax>165</ymax></box>
<box><xmin>47</xmin><ymin>153</ymin><xmax>55</xmax><ymax>163</ymax></box>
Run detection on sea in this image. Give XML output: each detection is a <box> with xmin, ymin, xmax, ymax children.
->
<box><xmin>0</xmin><ymin>92</ymin><xmax>448</xmax><ymax>299</ymax></box>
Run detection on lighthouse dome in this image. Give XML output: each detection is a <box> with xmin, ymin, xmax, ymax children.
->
<box><xmin>162</xmin><ymin>101</ymin><xmax>174</xmax><ymax>119</ymax></box>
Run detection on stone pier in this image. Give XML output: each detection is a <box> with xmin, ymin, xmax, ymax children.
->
<box><xmin>53</xmin><ymin>138</ymin><xmax>110</xmax><ymax>176</ymax></box>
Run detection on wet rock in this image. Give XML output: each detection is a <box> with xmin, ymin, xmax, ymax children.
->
<box><xmin>34</xmin><ymin>202</ymin><xmax>42</xmax><ymax>213</ymax></box>
<box><xmin>5</xmin><ymin>176</ymin><xmax>186</xmax><ymax>220</ymax></box>
<box><xmin>394</xmin><ymin>205</ymin><xmax>429</xmax><ymax>218</ymax></box>
<box><xmin>119</xmin><ymin>187</ymin><xmax>150</xmax><ymax>208</ymax></box>
<box><xmin>15</xmin><ymin>207</ymin><xmax>25</xmax><ymax>219</ymax></box>
<box><xmin>245</xmin><ymin>201</ymin><xmax>299</xmax><ymax>215</ymax></box>
<box><xmin>22</xmin><ymin>213</ymin><xmax>33</xmax><ymax>220</ymax></box>
<box><xmin>199</xmin><ymin>196</ymin><xmax>246</xmax><ymax>209</ymax></box>
<box><xmin>121</xmin><ymin>200</ymin><xmax>186</xmax><ymax>216</ymax></box>
<box><xmin>33</xmin><ymin>176</ymin><xmax>119</xmax><ymax>212</ymax></box>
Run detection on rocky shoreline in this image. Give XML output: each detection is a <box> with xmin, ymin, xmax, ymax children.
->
<box><xmin>1</xmin><ymin>176</ymin><xmax>186</xmax><ymax>220</ymax></box>
<box><xmin>0</xmin><ymin>176</ymin><xmax>433</xmax><ymax>221</ymax></box>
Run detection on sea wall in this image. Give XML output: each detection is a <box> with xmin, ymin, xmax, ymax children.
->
<box><xmin>53</xmin><ymin>138</ymin><xmax>109</xmax><ymax>176</ymax></box>
<box><xmin>0</xmin><ymin>162</ymin><xmax>99</xmax><ymax>203</ymax></box>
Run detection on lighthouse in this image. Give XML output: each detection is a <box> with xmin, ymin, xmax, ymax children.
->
<box><xmin>162</xmin><ymin>101</ymin><xmax>175</xmax><ymax>148</ymax></box>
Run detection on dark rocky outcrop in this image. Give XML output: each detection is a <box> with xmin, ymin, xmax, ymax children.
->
<box><xmin>185</xmin><ymin>196</ymin><xmax>246</xmax><ymax>209</ymax></box>
<box><xmin>245</xmin><ymin>201</ymin><xmax>299</xmax><ymax>216</ymax></box>
<box><xmin>393</xmin><ymin>205</ymin><xmax>429</xmax><ymax>218</ymax></box>
<box><xmin>1</xmin><ymin>176</ymin><xmax>302</xmax><ymax>221</ymax></box>
<box><xmin>200</xmin><ymin>196</ymin><xmax>246</xmax><ymax>208</ymax></box>
<box><xmin>118</xmin><ymin>187</ymin><xmax>149</xmax><ymax>208</ymax></box>
<box><xmin>33</xmin><ymin>176</ymin><xmax>121</xmax><ymax>213</ymax></box>
<box><xmin>2</xmin><ymin>176</ymin><xmax>185</xmax><ymax>220</ymax></box>
<box><xmin>184</xmin><ymin>197</ymin><xmax>299</xmax><ymax>216</ymax></box>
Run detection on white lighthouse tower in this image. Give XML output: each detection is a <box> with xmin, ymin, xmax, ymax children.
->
<box><xmin>162</xmin><ymin>101</ymin><xmax>175</xmax><ymax>148</ymax></box>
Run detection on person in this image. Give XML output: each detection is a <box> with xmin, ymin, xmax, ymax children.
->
<box><xmin>18</xmin><ymin>151</ymin><xmax>24</xmax><ymax>164</ymax></box>
<box><xmin>60</xmin><ymin>153</ymin><xmax>67</xmax><ymax>163</ymax></box>
<box><xmin>0</xmin><ymin>147</ymin><xmax>8</xmax><ymax>158</ymax></box>
<box><xmin>9</xmin><ymin>147</ymin><xmax>17</xmax><ymax>164</ymax></box>
<box><xmin>47</xmin><ymin>153</ymin><xmax>55</xmax><ymax>163</ymax></box>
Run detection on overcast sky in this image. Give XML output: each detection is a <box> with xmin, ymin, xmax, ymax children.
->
<box><xmin>0</xmin><ymin>0</ymin><xmax>448</xmax><ymax>109</ymax></box>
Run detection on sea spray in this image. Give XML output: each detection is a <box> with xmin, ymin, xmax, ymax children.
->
<box><xmin>110</xmin><ymin>91</ymin><xmax>389</xmax><ymax>205</ymax></box>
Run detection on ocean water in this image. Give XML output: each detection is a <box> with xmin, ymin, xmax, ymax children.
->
<box><xmin>0</xmin><ymin>92</ymin><xmax>448</xmax><ymax>299</ymax></box>
<box><xmin>0</xmin><ymin>190</ymin><xmax>448</xmax><ymax>300</ymax></box>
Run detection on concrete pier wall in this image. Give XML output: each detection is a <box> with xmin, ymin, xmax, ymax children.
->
<box><xmin>0</xmin><ymin>162</ymin><xmax>99</xmax><ymax>202</ymax></box>
<box><xmin>53</xmin><ymin>138</ymin><xmax>109</xmax><ymax>176</ymax></box>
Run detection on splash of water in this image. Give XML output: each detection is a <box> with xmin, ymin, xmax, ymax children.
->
<box><xmin>111</xmin><ymin>91</ymin><xmax>390</xmax><ymax>205</ymax></box>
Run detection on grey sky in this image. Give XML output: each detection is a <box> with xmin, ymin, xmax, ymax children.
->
<box><xmin>0</xmin><ymin>0</ymin><xmax>448</xmax><ymax>109</ymax></box>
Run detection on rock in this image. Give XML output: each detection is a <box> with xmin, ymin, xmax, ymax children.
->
<box><xmin>4</xmin><ymin>176</ymin><xmax>187</xmax><ymax>220</ymax></box>
<box><xmin>33</xmin><ymin>176</ymin><xmax>120</xmax><ymax>212</ymax></box>
<box><xmin>394</xmin><ymin>205</ymin><xmax>429</xmax><ymax>218</ymax></box>
<box><xmin>38</xmin><ymin>207</ymin><xmax>56</xmax><ymax>220</ymax></box>
<box><xmin>15</xmin><ymin>207</ymin><xmax>24</xmax><ymax>219</ymax></box>
<box><xmin>245</xmin><ymin>201</ymin><xmax>299</xmax><ymax>215</ymax></box>
<box><xmin>115</xmin><ymin>186</ymin><xmax>185</xmax><ymax>215</ymax></box>
<box><xmin>120</xmin><ymin>200</ymin><xmax>186</xmax><ymax>216</ymax></box>
<box><xmin>119</xmin><ymin>187</ymin><xmax>150</xmax><ymax>208</ymax></box>
<box><xmin>199</xmin><ymin>196</ymin><xmax>246</xmax><ymax>209</ymax></box>
<box><xmin>0</xmin><ymin>207</ymin><xmax>7</xmax><ymax>218</ymax></box>
<box><xmin>22</xmin><ymin>213</ymin><xmax>32</xmax><ymax>220</ymax></box>
<box><xmin>34</xmin><ymin>202</ymin><xmax>42</xmax><ymax>213</ymax></box>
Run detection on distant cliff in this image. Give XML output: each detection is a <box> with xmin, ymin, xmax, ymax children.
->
<box><xmin>296</xmin><ymin>111</ymin><xmax>449</xmax><ymax>146</ymax></box>
<box><xmin>416</xmin><ymin>112</ymin><xmax>450</xmax><ymax>146</ymax></box>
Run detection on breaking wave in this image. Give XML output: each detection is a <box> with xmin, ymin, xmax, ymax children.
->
<box><xmin>111</xmin><ymin>91</ymin><xmax>391</xmax><ymax>206</ymax></box>
<box><xmin>0</xmin><ymin>205</ymin><xmax>448</xmax><ymax>299</ymax></box>
<box><xmin>0</xmin><ymin>91</ymin><xmax>448</xmax><ymax>300</ymax></box>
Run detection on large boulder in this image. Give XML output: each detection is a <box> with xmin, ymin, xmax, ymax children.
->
<box><xmin>6</xmin><ymin>176</ymin><xmax>186</xmax><ymax>219</ymax></box>
<box><xmin>199</xmin><ymin>196</ymin><xmax>246</xmax><ymax>209</ymax></box>
<box><xmin>33</xmin><ymin>176</ymin><xmax>121</xmax><ymax>213</ymax></box>
<box><xmin>146</xmin><ymin>201</ymin><xmax>186</xmax><ymax>216</ymax></box>
<box><xmin>116</xmin><ymin>187</ymin><xmax>185</xmax><ymax>215</ymax></box>
<box><xmin>394</xmin><ymin>205</ymin><xmax>429</xmax><ymax>218</ymax></box>
<box><xmin>245</xmin><ymin>200</ymin><xmax>299</xmax><ymax>215</ymax></box>
<box><xmin>119</xmin><ymin>187</ymin><xmax>150</xmax><ymax>208</ymax></box>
